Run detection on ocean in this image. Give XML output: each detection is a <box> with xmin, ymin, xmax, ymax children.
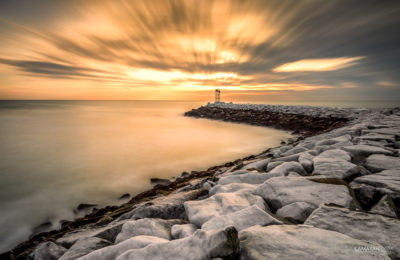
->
<box><xmin>0</xmin><ymin>100</ymin><xmax>293</xmax><ymax>253</ymax></box>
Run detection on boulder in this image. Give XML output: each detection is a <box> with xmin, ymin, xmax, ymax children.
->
<box><xmin>312</xmin><ymin>149</ymin><xmax>359</xmax><ymax>180</ymax></box>
<box><xmin>369</xmin><ymin>195</ymin><xmax>399</xmax><ymax>218</ymax></box>
<box><xmin>150</xmin><ymin>178</ymin><xmax>171</xmax><ymax>186</ymax></box>
<box><xmin>59</xmin><ymin>237</ymin><xmax>112</xmax><ymax>260</ymax></box>
<box><xmin>364</xmin><ymin>154</ymin><xmax>400</xmax><ymax>172</ymax></box>
<box><xmin>209</xmin><ymin>183</ymin><xmax>257</xmax><ymax>196</ymax></box>
<box><xmin>268</xmin><ymin>161</ymin><xmax>306</xmax><ymax>176</ymax></box>
<box><xmin>57</xmin><ymin>221</ymin><xmax>126</xmax><ymax>247</ymax></box>
<box><xmin>298</xmin><ymin>151</ymin><xmax>316</xmax><ymax>173</ymax></box>
<box><xmin>115</xmin><ymin>218</ymin><xmax>184</xmax><ymax>243</ymax></box>
<box><xmin>305</xmin><ymin>204</ymin><xmax>400</xmax><ymax>259</ymax></box>
<box><xmin>275</xmin><ymin>201</ymin><xmax>316</xmax><ymax>223</ymax></box>
<box><xmin>30</xmin><ymin>242</ymin><xmax>67</xmax><ymax>260</ymax></box>
<box><xmin>342</xmin><ymin>144</ymin><xmax>393</xmax><ymax>163</ymax></box>
<box><xmin>254</xmin><ymin>176</ymin><xmax>354</xmax><ymax>211</ymax></box>
<box><xmin>171</xmin><ymin>224</ymin><xmax>198</xmax><ymax>239</ymax></box>
<box><xmin>201</xmin><ymin>205</ymin><xmax>282</xmax><ymax>231</ymax></box>
<box><xmin>118</xmin><ymin>189</ymin><xmax>207</xmax><ymax>220</ymax></box>
<box><xmin>351</xmin><ymin>169</ymin><xmax>400</xmax><ymax>200</ymax></box>
<box><xmin>356</xmin><ymin>133</ymin><xmax>396</xmax><ymax>143</ymax></box>
<box><xmin>116</xmin><ymin>226</ymin><xmax>238</xmax><ymax>260</ymax></box>
<box><xmin>270</xmin><ymin>154</ymin><xmax>299</xmax><ymax>163</ymax></box>
<box><xmin>265</xmin><ymin>161</ymin><xmax>284</xmax><ymax>172</ymax></box>
<box><xmin>315</xmin><ymin>134</ymin><xmax>352</xmax><ymax>146</ymax></box>
<box><xmin>241</xmin><ymin>158</ymin><xmax>270</xmax><ymax>171</ymax></box>
<box><xmin>238</xmin><ymin>225</ymin><xmax>389</xmax><ymax>260</ymax></box>
<box><xmin>184</xmin><ymin>190</ymin><xmax>266</xmax><ymax>226</ymax></box>
<box><xmin>77</xmin><ymin>236</ymin><xmax>168</xmax><ymax>260</ymax></box>
<box><xmin>351</xmin><ymin>184</ymin><xmax>381</xmax><ymax>210</ymax></box>
<box><xmin>280</xmin><ymin>146</ymin><xmax>307</xmax><ymax>156</ymax></box>
<box><xmin>218</xmin><ymin>172</ymin><xmax>275</xmax><ymax>185</ymax></box>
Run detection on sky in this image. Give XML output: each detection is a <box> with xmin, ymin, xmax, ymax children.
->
<box><xmin>0</xmin><ymin>0</ymin><xmax>399</xmax><ymax>101</ymax></box>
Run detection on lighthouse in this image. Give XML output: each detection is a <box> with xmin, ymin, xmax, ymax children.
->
<box><xmin>215</xmin><ymin>88</ymin><xmax>221</xmax><ymax>103</ymax></box>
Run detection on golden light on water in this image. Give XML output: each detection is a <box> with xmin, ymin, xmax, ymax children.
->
<box><xmin>0</xmin><ymin>0</ymin><xmax>399</xmax><ymax>100</ymax></box>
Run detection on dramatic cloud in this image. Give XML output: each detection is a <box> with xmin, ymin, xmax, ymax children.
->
<box><xmin>0</xmin><ymin>0</ymin><xmax>399</xmax><ymax>100</ymax></box>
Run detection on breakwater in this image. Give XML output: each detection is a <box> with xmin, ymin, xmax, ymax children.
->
<box><xmin>4</xmin><ymin>103</ymin><xmax>400</xmax><ymax>260</ymax></box>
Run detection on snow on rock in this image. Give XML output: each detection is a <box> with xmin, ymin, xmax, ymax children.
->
<box><xmin>312</xmin><ymin>149</ymin><xmax>360</xmax><ymax>180</ymax></box>
<box><xmin>117</xmin><ymin>189</ymin><xmax>207</xmax><ymax>221</ymax></box>
<box><xmin>305</xmin><ymin>204</ymin><xmax>400</xmax><ymax>259</ymax></box>
<box><xmin>184</xmin><ymin>190</ymin><xmax>266</xmax><ymax>227</ymax></box>
<box><xmin>369</xmin><ymin>195</ymin><xmax>399</xmax><ymax>218</ymax></box>
<box><xmin>275</xmin><ymin>201</ymin><xmax>316</xmax><ymax>223</ymax></box>
<box><xmin>59</xmin><ymin>237</ymin><xmax>112</xmax><ymax>260</ymax></box>
<box><xmin>342</xmin><ymin>144</ymin><xmax>394</xmax><ymax>163</ymax></box>
<box><xmin>238</xmin><ymin>225</ymin><xmax>390</xmax><ymax>260</ymax></box>
<box><xmin>254</xmin><ymin>176</ymin><xmax>354</xmax><ymax>211</ymax></box>
<box><xmin>30</xmin><ymin>241</ymin><xmax>67</xmax><ymax>260</ymax></box>
<box><xmin>201</xmin><ymin>205</ymin><xmax>281</xmax><ymax>231</ymax></box>
<box><xmin>364</xmin><ymin>154</ymin><xmax>400</xmax><ymax>172</ymax></box>
<box><xmin>116</xmin><ymin>226</ymin><xmax>238</xmax><ymax>260</ymax></box>
<box><xmin>351</xmin><ymin>169</ymin><xmax>400</xmax><ymax>200</ymax></box>
<box><xmin>77</xmin><ymin>236</ymin><xmax>168</xmax><ymax>260</ymax></box>
<box><xmin>115</xmin><ymin>218</ymin><xmax>184</xmax><ymax>243</ymax></box>
<box><xmin>218</xmin><ymin>172</ymin><xmax>275</xmax><ymax>185</ymax></box>
<box><xmin>171</xmin><ymin>224</ymin><xmax>198</xmax><ymax>239</ymax></box>
<box><xmin>268</xmin><ymin>161</ymin><xmax>306</xmax><ymax>176</ymax></box>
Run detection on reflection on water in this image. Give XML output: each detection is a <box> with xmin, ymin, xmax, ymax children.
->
<box><xmin>0</xmin><ymin>101</ymin><xmax>291</xmax><ymax>253</ymax></box>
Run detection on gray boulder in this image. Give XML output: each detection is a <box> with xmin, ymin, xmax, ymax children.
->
<box><xmin>275</xmin><ymin>201</ymin><xmax>316</xmax><ymax>223</ymax></box>
<box><xmin>209</xmin><ymin>183</ymin><xmax>257</xmax><ymax>196</ymax></box>
<box><xmin>365</xmin><ymin>154</ymin><xmax>400</xmax><ymax>172</ymax></box>
<box><xmin>239</xmin><ymin>225</ymin><xmax>389</xmax><ymax>260</ymax></box>
<box><xmin>184</xmin><ymin>190</ymin><xmax>266</xmax><ymax>226</ymax></box>
<box><xmin>342</xmin><ymin>144</ymin><xmax>393</xmax><ymax>163</ymax></box>
<box><xmin>369</xmin><ymin>195</ymin><xmax>399</xmax><ymax>218</ymax></box>
<box><xmin>115</xmin><ymin>218</ymin><xmax>184</xmax><ymax>243</ymax></box>
<box><xmin>241</xmin><ymin>158</ymin><xmax>270</xmax><ymax>171</ymax></box>
<box><xmin>268</xmin><ymin>161</ymin><xmax>306</xmax><ymax>176</ymax></box>
<box><xmin>116</xmin><ymin>226</ymin><xmax>238</xmax><ymax>260</ymax></box>
<box><xmin>265</xmin><ymin>161</ymin><xmax>284</xmax><ymax>172</ymax></box>
<box><xmin>171</xmin><ymin>224</ymin><xmax>198</xmax><ymax>239</ymax></box>
<box><xmin>201</xmin><ymin>205</ymin><xmax>282</xmax><ymax>231</ymax></box>
<box><xmin>77</xmin><ymin>236</ymin><xmax>168</xmax><ymax>260</ymax></box>
<box><xmin>254</xmin><ymin>176</ymin><xmax>354</xmax><ymax>211</ymax></box>
<box><xmin>305</xmin><ymin>204</ymin><xmax>400</xmax><ymax>259</ymax></box>
<box><xmin>30</xmin><ymin>242</ymin><xmax>67</xmax><ymax>260</ymax></box>
<box><xmin>217</xmin><ymin>172</ymin><xmax>274</xmax><ymax>185</ymax></box>
<box><xmin>312</xmin><ymin>149</ymin><xmax>359</xmax><ymax>180</ymax></box>
<box><xmin>59</xmin><ymin>237</ymin><xmax>112</xmax><ymax>260</ymax></box>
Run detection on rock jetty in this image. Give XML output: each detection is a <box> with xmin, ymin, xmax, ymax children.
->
<box><xmin>4</xmin><ymin>103</ymin><xmax>400</xmax><ymax>259</ymax></box>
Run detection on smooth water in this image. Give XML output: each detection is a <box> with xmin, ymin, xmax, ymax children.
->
<box><xmin>0</xmin><ymin>100</ymin><xmax>292</xmax><ymax>253</ymax></box>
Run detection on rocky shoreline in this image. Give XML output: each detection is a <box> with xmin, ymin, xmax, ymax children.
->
<box><xmin>3</xmin><ymin>103</ymin><xmax>400</xmax><ymax>259</ymax></box>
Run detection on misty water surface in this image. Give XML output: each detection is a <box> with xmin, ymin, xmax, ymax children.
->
<box><xmin>0</xmin><ymin>100</ymin><xmax>292</xmax><ymax>253</ymax></box>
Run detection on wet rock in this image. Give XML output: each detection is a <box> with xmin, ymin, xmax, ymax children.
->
<box><xmin>184</xmin><ymin>190</ymin><xmax>266</xmax><ymax>226</ymax></box>
<box><xmin>30</xmin><ymin>241</ymin><xmax>67</xmax><ymax>260</ymax></box>
<box><xmin>201</xmin><ymin>205</ymin><xmax>282</xmax><ymax>231</ymax></box>
<box><xmin>254</xmin><ymin>176</ymin><xmax>354</xmax><ymax>212</ymax></box>
<box><xmin>116</xmin><ymin>226</ymin><xmax>239</xmax><ymax>260</ymax></box>
<box><xmin>369</xmin><ymin>195</ymin><xmax>399</xmax><ymax>218</ymax></box>
<box><xmin>238</xmin><ymin>225</ymin><xmax>390</xmax><ymax>260</ymax></box>
<box><xmin>118</xmin><ymin>189</ymin><xmax>207</xmax><ymax>220</ymax></box>
<box><xmin>275</xmin><ymin>201</ymin><xmax>316</xmax><ymax>223</ymax></box>
<box><xmin>151</xmin><ymin>178</ymin><xmax>171</xmax><ymax>186</ymax></box>
<box><xmin>77</xmin><ymin>236</ymin><xmax>168</xmax><ymax>260</ymax></box>
<box><xmin>32</xmin><ymin>221</ymin><xmax>52</xmax><ymax>236</ymax></box>
<box><xmin>305</xmin><ymin>204</ymin><xmax>400</xmax><ymax>259</ymax></box>
<box><xmin>115</xmin><ymin>218</ymin><xmax>185</xmax><ymax>243</ymax></box>
<box><xmin>76</xmin><ymin>204</ymin><xmax>98</xmax><ymax>212</ymax></box>
<box><xmin>118</xmin><ymin>193</ymin><xmax>130</xmax><ymax>200</ymax></box>
<box><xmin>268</xmin><ymin>161</ymin><xmax>306</xmax><ymax>176</ymax></box>
<box><xmin>171</xmin><ymin>224</ymin><xmax>197</xmax><ymax>239</ymax></box>
<box><xmin>59</xmin><ymin>237</ymin><xmax>112</xmax><ymax>260</ymax></box>
<box><xmin>364</xmin><ymin>154</ymin><xmax>400</xmax><ymax>172</ymax></box>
